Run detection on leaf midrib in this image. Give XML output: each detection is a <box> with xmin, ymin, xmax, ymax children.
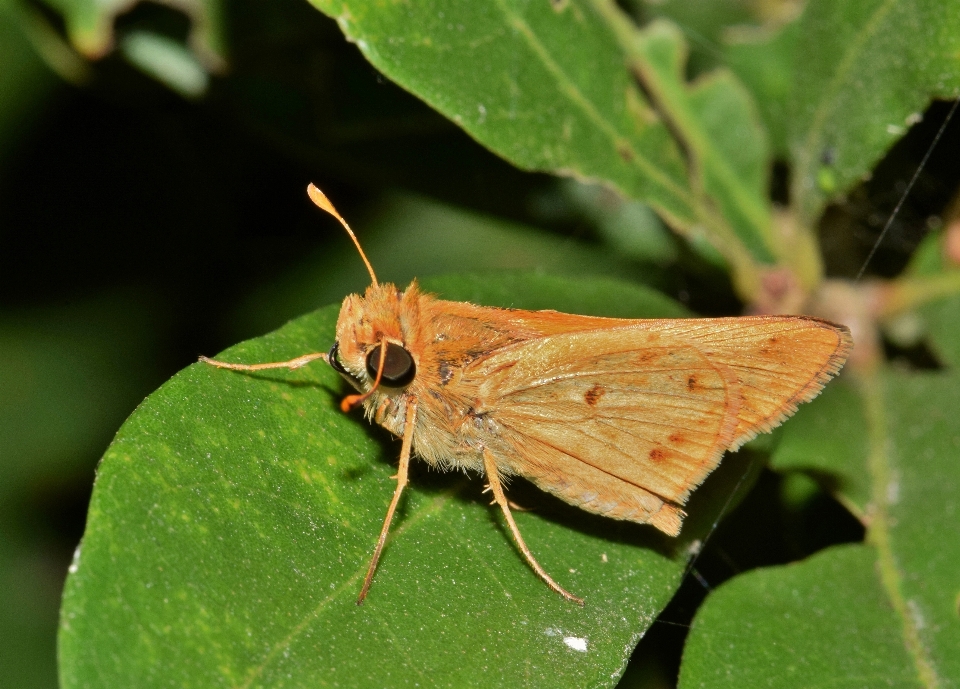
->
<box><xmin>234</xmin><ymin>481</ymin><xmax>469</xmax><ymax>689</ymax></box>
<box><xmin>490</xmin><ymin>0</ymin><xmax>691</xmax><ymax>206</ymax></box>
<box><xmin>861</xmin><ymin>372</ymin><xmax>941</xmax><ymax>689</ymax></box>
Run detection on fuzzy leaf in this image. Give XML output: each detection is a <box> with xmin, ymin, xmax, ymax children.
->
<box><xmin>59</xmin><ymin>274</ymin><xmax>763</xmax><ymax>689</ymax></box>
<box><xmin>307</xmin><ymin>0</ymin><xmax>699</xmax><ymax>239</ymax></box>
<box><xmin>788</xmin><ymin>0</ymin><xmax>960</xmax><ymax>226</ymax></box>
<box><xmin>679</xmin><ymin>370</ymin><xmax>960</xmax><ymax>687</ymax></box>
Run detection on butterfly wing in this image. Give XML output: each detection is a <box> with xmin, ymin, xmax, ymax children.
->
<box><xmin>465</xmin><ymin>316</ymin><xmax>850</xmax><ymax>536</ymax></box>
<box><xmin>637</xmin><ymin>317</ymin><xmax>853</xmax><ymax>448</ymax></box>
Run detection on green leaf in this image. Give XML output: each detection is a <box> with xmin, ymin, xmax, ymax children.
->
<box><xmin>788</xmin><ymin>0</ymin><xmax>960</xmax><ymax>227</ymax></box>
<box><xmin>120</xmin><ymin>31</ymin><xmax>210</xmax><ymax>98</ymax></box>
<box><xmin>307</xmin><ymin>0</ymin><xmax>698</xmax><ymax>244</ymax></box>
<box><xmin>679</xmin><ymin>544</ymin><xmax>922</xmax><ymax>688</ymax></box>
<box><xmin>724</xmin><ymin>18</ymin><xmax>800</xmax><ymax>158</ymax></box>
<box><xmin>60</xmin><ymin>274</ymin><xmax>759</xmax><ymax>688</ymax></box>
<box><xmin>630</xmin><ymin>20</ymin><xmax>774</xmax><ymax>264</ymax></box>
<box><xmin>769</xmin><ymin>378</ymin><xmax>870</xmax><ymax>516</ymax></box>
<box><xmin>679</xmin><ymin>370</ymin><xmax>960</xmax><ymax>687</ymax></box>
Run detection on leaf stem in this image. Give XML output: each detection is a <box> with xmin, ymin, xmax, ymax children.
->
<box><xmin>872</xmin><ymin>272</ymin><xmax>960</xmax><ymax>320</ymax></box>
<box><xmin>859</xmin><ymin>372</ymin><xmax>941</xmax><ymax>688</ymax></box>
<box><xmin>589</xmin><ymin>0</ymin><xmax>767</xmax><ymax>300</ymax></box>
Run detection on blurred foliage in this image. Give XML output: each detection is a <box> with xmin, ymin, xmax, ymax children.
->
<box><xmin>0</xmin><ymin>0</ymin><xmax>958</xmax><ymax>687</ymax></box>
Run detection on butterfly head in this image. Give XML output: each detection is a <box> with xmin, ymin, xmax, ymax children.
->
<box><xmin>328</xmin><ymin>283</ymin><xmax>419</xmax><ymax>396</ymax></box>
<box><xmin>306</xmin><ymin>183</ymin><xmax>422</xmax><ymax>411</ymax></box>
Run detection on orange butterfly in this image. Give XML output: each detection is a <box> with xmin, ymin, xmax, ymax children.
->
<box><xmin>202</xmin><ymin>184</ymin><xmax>852</xmax><ymax>605</ymax></box>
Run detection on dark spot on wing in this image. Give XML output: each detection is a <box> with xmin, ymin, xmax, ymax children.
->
<box><xmin>636</xmin><ymin>351</ymin><xmax>657</xmax><ymax>365</ymax></box>
<box><xmin>668</xmin><ymin>432</ymin><xmax>685</xmax><ymax>444</ymax></box>
<box><xmin>438</xmin><ymin>361</ymin><xmax>454</xmax><ymax>385</ymax></box>
<box><xmin>649</xmin><ymin>448</ymin><xmax>667</xmax><ymax>462</ymax></box>
<box><xmin>584</xmin><ymin>383</ymin><xmax>606</xmax><ymax>406</ymax></box>
<box><xmin>687</xmin><ymin>375</ymin><xmax>699</xmax><ymax>391</ymax></box>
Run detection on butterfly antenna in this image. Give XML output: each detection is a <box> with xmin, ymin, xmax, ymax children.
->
<box><xmin>307</xmin><ymin>183</ymin><xmax>379</xmax><ymax>286</ymax></box>
<box><xmin>340</xmin><ymin>337</ymin><xmax>388</xmax><ymax>413</ymax></box>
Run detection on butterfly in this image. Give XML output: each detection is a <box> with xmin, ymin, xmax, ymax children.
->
<box><xmin>202</xmin><ymin>184</ymin><xmax>853</xmax><ymax>605</ymax></box>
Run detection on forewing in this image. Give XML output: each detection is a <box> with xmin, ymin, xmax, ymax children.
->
<box><xmin>462</xmin><ymin>317</ymin><xmax>850</xmax><ymax>534</ymax></box>
<box><xmin>467</xmin><ymin>329</ymin><xmax>741</xmax><ymax>532</ymax></box>
<box><xmin>636</xmin><ymin>317</ymin><xmax>853</xmax><ymax>448</ymax></box>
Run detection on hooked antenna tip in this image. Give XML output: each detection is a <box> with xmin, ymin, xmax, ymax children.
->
<box><xmin>307</xmin><ymin>183</ymin><xmax>337</xmax><ymax>217</ymax></box>
<box><xmin>306</xmin><ymin>182</ymin><xmax>379</xmax><ymax>286</ymax></box>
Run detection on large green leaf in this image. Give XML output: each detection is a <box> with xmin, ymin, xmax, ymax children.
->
<box><xmin>307</xmin><ymin>0</ymin><xmax>697</xmax><ymax>242</ymax></box>
<box><xmin>679</xmin><ymin>370</ymin><xmax>960</xmax><ymax>687</ymax></box>
<box><xmin>679</xmin><ymin>543</ymin><xmax>922</xmax><ymax>688</ymax></box>
<box><xmin>788</xmin><ymin>0</ymin><xmax>960</xmax><ymax>227</ymax></box>
<box><xmin>60</xmin><ymin>274</ymin><xmax>766</xmax><ymax>688</ymax></box>
<box><xmin>307</xmin><ymin>0</ymin><xmax>788</xmax><ymax>297</ymax></box>
<box><xmin>723</xmin><ymin>18</ymin><xmax>800</xmax><ymax>159</ymax></box>
<box><xmin>769</xmin><ymin>378</ymin><xmax>870</xmax><ymax>516</ymax></box>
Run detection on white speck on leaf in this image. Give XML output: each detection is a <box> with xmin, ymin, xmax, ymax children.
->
<box><xmin>887</xmin><ymin>475</ymin><xmax>900</xmax><ymax>504</ymax></box>
<box><xmin>908</xmin><ymin>599</ymin><xmax>926</xmax><ymax>630</ymax></box>
<box><xmin>68</xmin><ymin>545</ymin><xmax>82</xmax><ymax>574</ymax></box>
<box><xmin>564</xmin><ymin>636</ymin><xmax>588</xmax><ymax>652</ymax></box>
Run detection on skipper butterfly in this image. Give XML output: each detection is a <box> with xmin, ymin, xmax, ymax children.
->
<box><xmin>202</xmin><ymin>184</ymin><xmax>852</xmax><ymax>605</ymax></box>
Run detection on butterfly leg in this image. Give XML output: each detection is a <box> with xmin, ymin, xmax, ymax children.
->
<box><xmin>199</xmin><ymin>353</ymin><xmax>328</xmax><ymax>371</ymax></box>
<box><xmin>482</xmin><ymin>449</ymin><xmax>584</xmax><ymax>605</ymax></box>
<box><xmin>357</xmin><ymin>398</ymin><xmax>418</xmax><ymax>605</ymax></box>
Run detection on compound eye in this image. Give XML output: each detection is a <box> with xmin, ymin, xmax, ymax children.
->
<box><xmin>365</xmin><ymin>342</ymin><xmax>416</xmax><ymax>387</ymax></box>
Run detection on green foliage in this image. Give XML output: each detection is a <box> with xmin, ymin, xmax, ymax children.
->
<box><xmin>679</xmin><ymin>544</ymin><xmax>923</xmax><ymax>688</ymax></box>
<box><xmin>59</xmin><ymin>274</ymin><xmax>747</xmax><ymax>688</ymax></box>
<box><xmin>310</xmin><ymin>0</ymin><xmax>697</xmax><ymax>245</ymax></box>
<box><xmin>788</xmin><ymin>1</ymin><xmax>960</xmax><ymax>226</ymax></box>
<box><xmin>0</xmin><ymin>0</ymin><xmax>957</xmax><ymax>686</ymax></box>
<box><xmin>685</xmin><ymin>371</ymin><xmax>960</xmax><ymax>687</ymax></box>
